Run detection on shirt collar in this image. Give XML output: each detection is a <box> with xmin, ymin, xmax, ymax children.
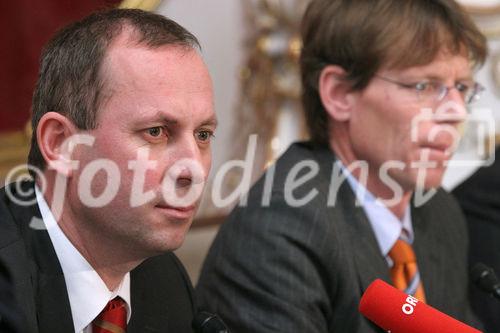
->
<box><xmin>337</xmin><ymin>161</ymin><xmax>414</xmax><ymax>257</ymax></box>
<box><xmin>35</xmin><ymin>186</ymin><xmax>131</xmax><ymax>333</ymax></box>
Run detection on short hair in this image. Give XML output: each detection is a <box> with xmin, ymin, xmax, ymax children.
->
<box><xmin>300</xmin><ymin>0</ymin><xmax>488</xmax><ymax>146</ymax></box>
<box><xmin>28</xmin><ymin>8</ymin><xmax>200</xmax><ymax>175</ymax></box>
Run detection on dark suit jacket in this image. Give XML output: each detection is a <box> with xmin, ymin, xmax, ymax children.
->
<box><xmin>0</xmin><ymin>258</ymin><xmax>23</xmax><ymax>333</ymax></box>
<box><xmin>0</xmin><ymin>181</ymin><xmax>196</xmax><ymax>333</ymax></box>
<box><xmin>197</xmin><ymin>142</ymin><xmax>478</xmax><ymax>332</ymax></box>
<box><xmin>453</xmin><ymin>148</ymin><xmax>500</xmax><ymax>333</ymax></box>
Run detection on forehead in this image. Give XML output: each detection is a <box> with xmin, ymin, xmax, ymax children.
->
<box><xmin>385</xmin><ymin>49</ymin><xmax>472</xmax><ymax>79</ymax></box>
<box><xmin>103</xmin><ymin>33</ymin><xmax>211</xmax><ymax>91</ymax></box>
<box><xmin>98</xmin><ymin>36</ymin><xmax>214</xmax><ymax>124</ymax></box>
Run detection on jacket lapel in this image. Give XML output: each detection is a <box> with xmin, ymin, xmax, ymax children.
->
<box><xmin>31</xmin><ymin>228</ymin><xmax>74</xmax><ymax>332</ymax></box>
<box><xmin>128</xmin><ymin>263</ymin><xmax>170</xmax><ymax>333</ymax></box>
<box><xmin>8</xmin><ymin>182</ymin><xmax>74</xmax><ymax>332</ymax></box>
<box><xmin>341</xmin><ymin>191</ymin><xmax>392</xmax><ymax>293</ymax></box>
<box><xmin>313</xmin><ymin>147</ymin><xmax>391</xmax><ymax>294</ymax></box>
<box><xmin>313</xmin><ymin>147</ymin><xmax>389</xmax><ymax>333</ymax></box>
<box><xmin>411</xmin><ymin>201</ymin><xmax>445</xmax><ymax>306</ymax></box>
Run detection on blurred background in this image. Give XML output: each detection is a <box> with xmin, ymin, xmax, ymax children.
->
<box><xmin>1</xmin><ymin>0</ymin><xmax>500</xmax><ymax>283</ymax></box>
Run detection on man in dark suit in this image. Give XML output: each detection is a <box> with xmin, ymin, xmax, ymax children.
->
<box><xmin>453</xmin><ymin>147</ymin><xmax>500</xmax><ymax>333</ymax></box>
<box><xmin>0</xmin><ymin>8</ymin><xmax>217</xmax><ymax>333</ymax></box>
<box><xmin>197</xmin><ymin>0</ymin><xmax>487</xmax><ymax>332</ymax></box>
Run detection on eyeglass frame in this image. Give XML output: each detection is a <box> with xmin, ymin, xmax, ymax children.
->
<box><xmin>374</xmin><ymin>75</ymin><xmax>485</xmax><ymax>105</ymax></box>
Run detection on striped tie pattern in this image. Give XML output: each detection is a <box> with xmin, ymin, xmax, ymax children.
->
<box><xmin>92</xmin><ymin>297</ymin><xmax>127</xmax><ymax>333</ymax></box>
<box><xmin>388</xmin><ymin>239</ymin><xmax>426</xmax><ymax>302</ymax></box>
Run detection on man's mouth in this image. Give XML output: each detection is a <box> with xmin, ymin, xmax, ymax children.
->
<box><xmin>417</xmin><ymin>142</ymin><xmax>454</xmax><ymax>162</ymax></box>
<box><xmin>154</xmin><ymin>203</ymin><xmax>196</xmax><ymax>220</ymax></box>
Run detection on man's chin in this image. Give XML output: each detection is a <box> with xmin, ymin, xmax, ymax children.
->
<box><xmin>414</xmin><ymin>173</ymin><xmax>445</xmax><ymax>190</ymax></box>
<box><xmin>140</xmin><ymin>237</ymin><xmax>187</xmax><ymax>257</ymax></box>
<box><xmin>154</xmin><ymin>223</ymin><xmax>192</xmax><ymax>252</ymax></box>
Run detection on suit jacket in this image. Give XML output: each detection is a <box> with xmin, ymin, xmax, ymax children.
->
<box><xmin>197</xmin><ymin>142</ymin><xmax>478</xmax><ymax>332</ymax></box>
<box><xmin>0</xmin><ymin>257</ymin><xmax>23</xmax><ymax>332</ymax></box>
<box><xmin>453</xmin><ymin>148</ymin><xmax>500</xmax><ymax>333</ymax></box>
<box><xmin>0</xmin><ymin>181</ymin><xmax>196</xmax><ymax>333</ymax></box>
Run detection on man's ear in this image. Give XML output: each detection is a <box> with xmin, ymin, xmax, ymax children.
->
<box><xmin>37</xmin><ymin>112</ymin><xmax>78</xmax><ymax>177</ymax></box>
<box><xmin>319</xmin><ymin>65</ymin><xmax>355</xmax><ymax>121</ymax></box>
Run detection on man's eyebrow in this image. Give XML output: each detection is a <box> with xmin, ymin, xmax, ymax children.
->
<box><xmin>404</xmin><ymin>72</ymin><xmax>473</xmax><ymax>82</ymax></box>
<box><xmin>136</xmin><ymin>111</ymin><xmax>179</xmax><ymax>126</ymax></box>
<box><xmin>135</xmin><ymin>112</ymin><xmax>217</xmax><ymax>128</ymax></box>
<box><xmin>200</xmin><ymin>116</ymin><xmax>218</xmax><ymax>127</ymax></box>
<box><xmin>424</xmin><ymin>75</ymin><xmax>474</xmax><ymax>82</ymax></box>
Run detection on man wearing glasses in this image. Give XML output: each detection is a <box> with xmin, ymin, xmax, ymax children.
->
<box><xmin>197</xmin><ymin>0</ymin><xmax>487</xmax><ymax>332</ymax></box>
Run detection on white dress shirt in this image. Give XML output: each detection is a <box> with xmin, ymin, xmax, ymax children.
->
<box><xmin>338</xmin><ymin>162</ymin><xmax>415</xmax><ymax>265</ymax></box>
<box><xmin>35</xmin><ymin>186</ymin><xmax>132</xmax><ymax>333</ymax></box>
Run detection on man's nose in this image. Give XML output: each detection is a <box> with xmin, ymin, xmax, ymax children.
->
<box><xmin>167</xmin><ymin>137</ymin><xmax>205</xmax><ymax>187</ymax></box>
<box><xmin>436</xmin><ymin>90</ymin><xmax>468</xmax><ymax>123</ymax></box>
<box><xmin>174</xmin><ymin>134</ymin><xmax>202</xmax><ymax>160</ymax></box>
<box><xmin>446</xmin><ymin>86</ymin><xmax>466</xmax><ymax>105</ymax></box>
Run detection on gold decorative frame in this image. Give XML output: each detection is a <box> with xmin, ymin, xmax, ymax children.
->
<box><xmin>119</xmin><ymin>0</ymin><xmax>162</xmax><ymax>11</ymax></box>
<box><xmin>0</xmin><ymin>129</ymin><xmax>30</xmax><ymax>182</ymax></box>
<box><xmin>461</xmin><ymin>4</ymin><xmax>500</xmax><ymax>15</ymax></box>
<box><xmin>457</xmin><ymin>0</ymin><xmax>500</xmax><ymax>37</ymax></box>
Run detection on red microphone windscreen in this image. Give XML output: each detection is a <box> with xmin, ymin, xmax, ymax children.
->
<box><xmin>359</xmin><ymin>279</ymin><xmax>481</xmax><ymax>333</ymax></box>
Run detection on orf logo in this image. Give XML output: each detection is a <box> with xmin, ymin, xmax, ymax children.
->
<box><xmin>402</xmin><ymin>295</ymin><xmax>419</xmax><ymax>315</ymax></box>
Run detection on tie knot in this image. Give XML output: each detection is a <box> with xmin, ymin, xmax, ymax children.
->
<box><xmin>105</xmin><ymin>297</ymin><xmax>126</xmax><ymax>311</ymax></box>
<box><xmin>93</xmin><ymin>297</ymin><xmax>127</xmax><ymax>333</ymax></box>
<box><xmin>389</xmin><ymin>239</ymin><xmax>416</xmax><ymax>265</ymax></box>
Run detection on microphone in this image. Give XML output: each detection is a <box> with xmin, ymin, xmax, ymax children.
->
<box><xmin>359</xmin><ymin>279</ymin><xmax>481</xmax><ymax>333</ymax></box>
<box><xmin>470</xmin><ymin>263</ymin><xmax>500</xmax><ymax>300</ymax></box>
<box><xmin>192</xmin><ymin>311</ymin><xmax>229</xmax><ymax>333</ymax></box>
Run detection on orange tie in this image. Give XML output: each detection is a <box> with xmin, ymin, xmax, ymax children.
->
<box><xmin>388</xmin><ymin>239</ymin><xmax>426</xmax><ymax>302</ymax></box>
<box><xmin>92</xmin><ymin>297</ymin><xmax>127</xmax><ymax>333</ymax></box>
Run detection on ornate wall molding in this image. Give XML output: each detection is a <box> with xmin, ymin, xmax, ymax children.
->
<box><xmin>119</xmin><ymin>0</ymin><xmax>162</xmax><ymax>11</ymax></box>
<box><xmin>458</xmin><ymin>0</ymin><xmax>500</xmax><ymax>38</ymax></box>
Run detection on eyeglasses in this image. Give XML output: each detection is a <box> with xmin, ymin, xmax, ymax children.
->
<box><xmin>375</xmin><ymin>75</ymin><xmax>485</xmax><ymax>105</ymax></box>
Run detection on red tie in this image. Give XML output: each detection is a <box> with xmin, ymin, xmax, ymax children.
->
<box><xmin>92</xmin><ymin>297</ymin><xmax>127</xmax><ymax>333</ymax></box>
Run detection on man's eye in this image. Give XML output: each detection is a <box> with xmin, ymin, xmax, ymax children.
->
<box><xmin>197</xmin><ymin>130</ymin><xmax>214</xmax><ymax>142</ymax></box>
<box><xmin>414</xmin><ymin>82</ymin><xmax>430</xmax><ymax>92</ymax></box>
<box><xmin>455</xmin><ymin>82</ymin><xmax>469</xmax><ymax>93</ymax></box>
<box><xmin>147</xmin><ymin>127</ymin><xmax>164</xmax><ymax>137</ymax></box>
